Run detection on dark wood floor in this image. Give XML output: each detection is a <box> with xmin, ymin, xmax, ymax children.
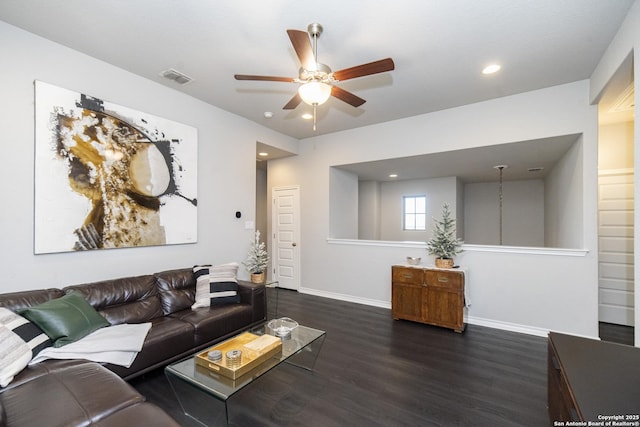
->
<box><xmin>131</xmin><ymin>289</ymin><xmax>550</xmax><ymax>426</ymax></box>
<box><xmin>599</xmin><ymin>321</ymin><xmax>634</xmax><ymax>346</ymax></box>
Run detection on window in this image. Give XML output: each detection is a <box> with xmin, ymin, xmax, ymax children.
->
<box><xmin>403</xmin><ymin>195</ymin><xmax>426</xmax><ymax>230</ymax></box>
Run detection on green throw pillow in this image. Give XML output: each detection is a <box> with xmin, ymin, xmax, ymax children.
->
<box><xmin>19</xmin><ymin>292</ymin><xmax>110</xmax><ymax>348</ymax></box>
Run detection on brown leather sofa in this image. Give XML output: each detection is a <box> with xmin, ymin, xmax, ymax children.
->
<box><xmin>0</xmin><ymin>267</ymin><xmax>266</xmax><ymax>427</ymax></box>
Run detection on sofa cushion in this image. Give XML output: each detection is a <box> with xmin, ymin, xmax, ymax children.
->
<box><xmin>18</xmin><ymin>293</ymin><xmax>110</xmax><ymax>348</ymax></box>
<box><xmin>0</xmin><ymin>362</ymin><xmax>144</xmax><ymax>427</ymax></box>
<box><xmin>93</xmin><ymin>402</ymin><xmax>180</xmax><ymax>427</ymax></box>
<box><xmin>192</xmin><ymin>263</ymin><xmax>240</xmax><ymax>308</ymax></box>
<box><xmin>0</xmin><ymin>289</ymin><xmax>65</xmax><ymax>312</ymax></box>
<box><xmin>0</xmin><ymin>359</ymin><xmax>93</xmax><ymax>392</ymax></box>
<box><xmin>0</xmin><ymin>308</ymin><xmax>52</xmax><ymax>387</ymax></box>
<box><xmin>237</xmin><ymin>280</ymin><xmax>268</xmax><ymax>324</ymax></box>
<box><xmin>0</xmin><ymin>309</ymin><xmax>51</xmax><ymax>357</ymax></box>
<box><xmin>64</xmin><ymin>275</ymin><xmax>163</xmax><ymax>325</ymax></box>
<box><xmin>171</xmin><ymin>303</ymin><xmax>253</xmax><ymax>346</ymax></box>
<box><xmin>103</xmin><ymin>316</ymin><xmax>194</xmax><ymax>379</ymax></box>
<box><xmin>0</xmin><ymin>324</ymin><xmax>31</xmax><ymax>388</ymax></box>
<box><xmin>154</xmin><ymin>268</ymin><xmax>196</xmax><ymax>315</ymax></box>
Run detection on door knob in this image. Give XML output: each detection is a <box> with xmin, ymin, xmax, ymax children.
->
<box><xmin>292</xmin><ymin>243</ymin><xmax>297</xmax><ymax>247</ymax></box>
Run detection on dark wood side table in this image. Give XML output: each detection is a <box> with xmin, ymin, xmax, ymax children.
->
<box><xmin>391</xmin><ymin>265</ymin><xmax>466</xmax><ymax>332</ymax></box>
<box><xmin>548</xmin><ymin>332</ymin><xmax>640</xmax><ymax>423</ymax></box>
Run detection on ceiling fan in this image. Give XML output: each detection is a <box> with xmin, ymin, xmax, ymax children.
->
<box><xmin>234</xmin><ymin>23</ymin><xmax>395</xmax><ymax>130</ymax></box>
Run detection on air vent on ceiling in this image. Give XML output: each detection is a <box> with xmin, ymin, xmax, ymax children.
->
<box><xmin>160</xmin><ymin>68</ymin><xmax>193</xmax><ymax>85</ymax></box>
<box><xmin>609</xmin><ymin>83</ymin><xmax>635</xmax><ymax>113</ymax></box>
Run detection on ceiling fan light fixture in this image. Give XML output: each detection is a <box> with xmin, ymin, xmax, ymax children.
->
<box><xmin>298</xmin><ymin>81</ymin><xmax>332</xmax><ymax>105</ymax></box>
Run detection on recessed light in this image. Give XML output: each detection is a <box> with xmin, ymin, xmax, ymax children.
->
<box><xmin>263</xmin><ymin>111</ymin><xmax>273</xmax><ymax>119</ymax></box>
<box><xmin>258</xmin><ymin>152</ymin><xmax>269</xmax><ymax>157</ymax></box>
<box><xmin>482</xmin><ymin>64</ymin><xmax>501</xmax><ymax>75</ymax></box>
<box><xmin>301</xmin><ymin>113</ymin><xmax>313</xmax><ymax>120</ymax></box>
<box><xmin>389</xmin><ymin>174</ymin><xmax>398</xmax><ymax>178</ymax></box>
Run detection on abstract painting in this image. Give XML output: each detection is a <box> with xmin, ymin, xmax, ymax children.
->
<box><xmin>34</xmin><ymin>81</ymin><xmax>197</xmax><ymax>254</ymax></box>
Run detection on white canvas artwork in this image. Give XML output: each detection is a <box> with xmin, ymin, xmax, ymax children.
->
<box><xmin>34</xmin><ymin>81</ymin><xmax>198</xmax><ymax>254</ymax></box>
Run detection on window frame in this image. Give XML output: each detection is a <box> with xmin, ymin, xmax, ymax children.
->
<box><xmin>403</xmin><ymin>195</ymin><xmax>427</xmax><ymax>231</ymax></box>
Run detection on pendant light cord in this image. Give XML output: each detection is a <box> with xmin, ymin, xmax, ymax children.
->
<box><xmin>494</xmin><ymin>165</ymin><xmax>507</xmax><ymax>245</ymax></box>
<box><xmin>499</xmin><ymin>167</ymin><xmax>503</xmax><ymax>245</ymax></box>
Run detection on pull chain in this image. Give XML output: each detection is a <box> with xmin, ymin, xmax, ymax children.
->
<box><xmin>313</xmin><ymin>104</ymin><xmax>317</xmax><ymax>131</ymax></box>
<box><xmin>493</xmin><ymin>165</ymin><xmax>508</xmax><ymax>245</ymax></box>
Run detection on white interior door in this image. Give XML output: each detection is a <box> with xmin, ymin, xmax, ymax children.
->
<box><xmin>272</xmin><ymin>186</ymin><xmax>300</xmax><ymax>290</ymax></box>
<box><xmin>598</xmin><ymin>170</ymin><xmax>635</xmax><ymax>326</ymax></box>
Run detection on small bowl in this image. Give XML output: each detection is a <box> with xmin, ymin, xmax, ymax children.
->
<box><xmin>406</xmin><ymin>256</ymin><xmax>421</xmax><ymax>265</ymax></box>
<box><xmin>267</xmin><ymin>317</ymin><xmax>299</xmax><ymax>338</ymax></box>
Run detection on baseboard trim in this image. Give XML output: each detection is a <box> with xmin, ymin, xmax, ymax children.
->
<box><xmin>464</xmin><ymin>316</ymin><xmax>549</xmax><ymax>337</ymax></box>
<box><xmin>299</xmin><ymin>287</ymin><xmax>391</xmax><ymax>310</ymax></box>
<box><xmin>298</xmin><ymin>286</ymin><xmax>558</xmax><ymax>338</ymax></box>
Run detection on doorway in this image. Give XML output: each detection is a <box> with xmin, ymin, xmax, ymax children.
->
<box><xmin>598</xmin><ymin>168</ymin><xmax>634</xmax><ymax>326</ymax></box>
<box><xmin>597</xmin><ymin>55</ymin><xmax>635</xmax><ymax>342</ymax></box>
<box><xmin>271</xmin><ymin>186</ymin><xmax>301</xmax><ymax>290</ymax></box>
<box><xmin>254</xmin><ymin>142</ymin><xmax>298</xmax><ymax>287</ymax></box>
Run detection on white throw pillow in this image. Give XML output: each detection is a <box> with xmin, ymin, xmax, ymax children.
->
<box><xmin>191</xmin><ymin>263</ymin><xmax>240</xmax><ymax>309</ymax></box>
<box><xmin>0</xmin><ymin>307</ymin><xmax>53</xmax><ymax>387</ymax></box>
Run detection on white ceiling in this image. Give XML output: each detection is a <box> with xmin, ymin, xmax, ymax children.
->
<box><xmin>0</xmin><ymin>0</ymin><xmax>634</xmax><ymax>141</ymax></box>
<box><xmin>335</xmin><ymin>134</ymin><xmax>580</xmax><ymax>182</ymax></box>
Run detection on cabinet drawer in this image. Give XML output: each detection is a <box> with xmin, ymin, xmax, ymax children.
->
<box><xmin>425</xmin><ymin>270</ymin><xmax>463</xmax><ymax>290</ymax></box>
<box><xmin>392</xmin><ymin>267</ymin><xmax>423</xmax><ymax>285</ymax></box>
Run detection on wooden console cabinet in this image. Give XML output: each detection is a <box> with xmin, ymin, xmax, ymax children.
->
<box><xmin>391</xmin><ymin>265</ymin><xmax>465</xmax><ymax>332</ymax></box>
<box><xmin>548</xmin><ymin>332</ymin><xmax>640</xmax><ymax>423</ymax></box>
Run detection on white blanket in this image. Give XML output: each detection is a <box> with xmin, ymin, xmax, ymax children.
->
<box><xmin>29</xmin><ymin>323</ymin><xmax>151</xmax><ymax>368</ymax></box>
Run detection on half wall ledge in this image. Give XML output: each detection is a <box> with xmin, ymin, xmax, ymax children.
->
<box><xmin>326</xmin><ymin>238</ymin><xmax>589</xmax><ymax>257</ymax></box>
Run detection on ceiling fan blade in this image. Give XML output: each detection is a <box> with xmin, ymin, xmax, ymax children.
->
<box><xmin>331</xmin><ymin>86</ymin><xmax>366</xmax><ymax>107</ymax></box>
<box><xmin>287</xmin><ymin>29</ymin><xmax>316</xmax><ymax>70</ymax></box>
<box><xmin>333</xmin><ymin>58</ymin><xmax>395</xmax><ymax>81</ymax></box>
<box><xmin>234</xmin><ymin>74</ymin><xmax>295</xmax><ymax>82</ymax></box>
<box><xmin>283</xmin><ymin>93</ymin><xmax>302</xmax><ymax>110</ymax></box>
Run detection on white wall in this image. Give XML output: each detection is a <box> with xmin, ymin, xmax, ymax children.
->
<box><xmin>599</xmin><ymin>122</ymin><xmax>634</xmax><ymax>170</ymax></box>
<box><xmin>544</xmin><ymin>137</ymin><xmax>585</xmax><ymax>249</ymax></box>
<box><xmin>269</xmin><ymin>80</ymin><xmax>599</xmax><ymax>338</ymax></box>
<box><xmin>590</xmin><ymin>0</ymin><xmax>639</xmax><ymax>344</ymax></box>
<box><xmin>464</xmin><ymin>180</ymin><xmax>545</xmax><ymax>246</ymax></box>
<box><xmin>378</xmin><ymin>176</ymin><xmax>457</xmax><ymax>242</ymax></box>
<box><xmin>329</xmin><ymin>167</ymin><xmax>359</xmax><ymax>239</ymax></box>
<box><xmin>0</xmin><ymin>21</ymin><xmax>297</xmax><ymax>291</ymax></box>
<box><xmin>358</xmin><ymin>181</ymin><xmax>381</xmax><ymax>240</ymax></box>
<box><xmin>456</xmin><ymin>177</ymin><xmax>465</xmax><ymax>240</ymax></box>
<box><xmin>256</xmin><ymin>167</ymin><xmax>268</xmax><ymax>241</ymax></box>
<box><xmin>358</xmin><ymin>176</ymin><xmax>465</xmax><ymax>242</ymax></box>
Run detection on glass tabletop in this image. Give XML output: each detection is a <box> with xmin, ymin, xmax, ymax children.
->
<box><xmin>165</xmin><ymin>322</ymin><xmax>326</xmax><ymax>401</ymax></box>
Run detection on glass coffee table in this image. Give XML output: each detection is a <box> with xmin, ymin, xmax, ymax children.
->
<box><xmin>165</xmin><ymin>321</ymin><xmax>326</xmax><ymax>426</ymax></box>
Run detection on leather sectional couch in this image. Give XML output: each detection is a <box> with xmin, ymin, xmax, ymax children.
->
<box><xmin>0</xmin><ymin>267</ymin><xmax>267</xmax><ymax>427</ymax></box>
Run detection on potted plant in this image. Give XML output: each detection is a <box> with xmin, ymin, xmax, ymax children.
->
<box><xmin>426</xmin><ymin>203</ymin><xmax>463</xmax><ymax>268</ymax></box>
<box><xmin>243</xmin><ymin>230</ymin><xmax>269</xmax><ymax>283</ymax></box>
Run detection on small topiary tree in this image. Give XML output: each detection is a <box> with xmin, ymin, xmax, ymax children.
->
<box><xmin>243</xmin><ymin>230</ymin><xmax>269</xmax><ymax>274</ymax></box>
<box><xmin>426</xmin><ymin>203</ymin><xmax>463</xmax><ymax>261</ymax></box>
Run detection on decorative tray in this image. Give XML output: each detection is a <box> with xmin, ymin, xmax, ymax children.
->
<box><xmin>195</xmin><ymin>332</ymin><xmax>282</xmax><ymax>379</ymax></box>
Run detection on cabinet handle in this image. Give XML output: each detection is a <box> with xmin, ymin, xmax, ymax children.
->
<box><xmin>437</xmin><ymin>276</ymin><xmax>449</xmax><ymax>283</ymax></box>
<box><xmin>402</xmin><ymin>274</ymin><xmax>413</xmax><ymax>279</ymax></box>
